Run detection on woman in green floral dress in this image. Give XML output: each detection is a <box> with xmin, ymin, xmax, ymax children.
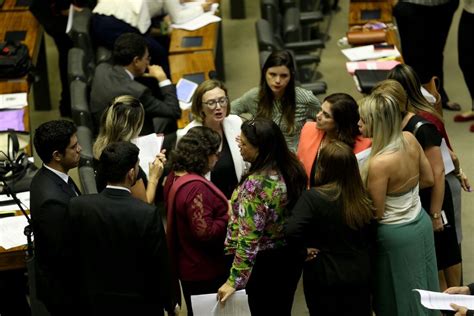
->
<box><xmin>217</xmin><ymin>118</ymin><xmax>307</xmax><ymax>315</ymax></box>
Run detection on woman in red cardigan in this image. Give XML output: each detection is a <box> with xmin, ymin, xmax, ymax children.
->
<box><xmin>297</xmin><ymin>93</ymin><xmax>371</xmax><ymax>186</ymax></box>
<box><xmin>164</xmin><ymin>126</ymin><xmax>230</xmax><ymax>316</ymax></box>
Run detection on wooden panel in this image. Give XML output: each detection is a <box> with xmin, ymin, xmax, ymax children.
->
<box><xmin>348</xmin><ymin>2</ymin><xmax>393</xmax><ymax>26</ymax></box>
<box><xmin>1</xmin><ymin>0</ymin><xmax>30</xmax><ymax>11</ymax></box>
<box><xmin>169</xmin><ymin>22</ymin><xmax>218</xmax><ymax>54</ymax></box>
<box><xmin>0</xmin><ymin>246</ymin><xmax>26</xmax><ymax>271</ymax></box>
<box><xmin>169</xmin><ymin>51</ymin><xmax>215</xmax><ymax>128</ymax></box>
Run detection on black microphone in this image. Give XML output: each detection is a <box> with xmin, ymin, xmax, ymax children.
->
<box><xmin>208</xmin><ymin>70</ymin><xmax>218</xmax><ymax>80</ymax></box>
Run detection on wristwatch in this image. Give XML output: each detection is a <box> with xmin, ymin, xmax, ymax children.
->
<box><xmin>430</xmin><ymin>212</ymin><xmax>441</xmax><ymax>219</ymax></box>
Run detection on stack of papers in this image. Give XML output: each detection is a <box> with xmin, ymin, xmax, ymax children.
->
<box><xmin>341</xmin><ymin>45</ymin><xmax>401</xmax><ymax>62</ymax></box>
<box><xmin>414</xmin><ymin>289</ymin><xmax>474</xmax><ymax>311</ymax></box>
<box><xmin>172</xmin><ymin>12</ymin><xmax>221</xmax><ymax>31</ymax></box>
<box><xmin>0</xmin><ymin>214</ymin><xmax>30</xmax><ymax>249</ymax></box>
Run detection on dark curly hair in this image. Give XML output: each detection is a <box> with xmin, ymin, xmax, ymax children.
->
<box><xmin>170</xmin><ymin>126</ymin><xmax>221</xmax><ymax>175</ymax></box>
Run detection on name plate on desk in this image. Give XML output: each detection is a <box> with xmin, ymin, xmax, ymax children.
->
<box><xmin>182</xmin><ymin>36</ymin><xmax>203</xmax><ymax>48</ymax></box>
<box><xmin>0</xmin><ymin>92</ymin><xmax>27</xmax><ymax>109</ymax></box>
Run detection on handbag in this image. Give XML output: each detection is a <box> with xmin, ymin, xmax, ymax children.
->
<box><xmin>347</xmin><ymin>29</ymin><xmax>387</xmax><ymax>45</ymax></box>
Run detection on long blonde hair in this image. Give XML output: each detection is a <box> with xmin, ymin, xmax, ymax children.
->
<box><xmin>93</xmin><ymin>95</ymin><xmax>144</xmax><ymax>159</ymax></box>
<box><xmin>358</xmin><ymin>80</ymin><xmax>407</xmax><ymax>181</ymax></box>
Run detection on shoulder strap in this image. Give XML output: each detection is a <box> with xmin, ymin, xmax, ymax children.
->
<box><xmin>412</xmin><ymin>120</ymin><xmax>433</xmax><ymax>138</ymax></box>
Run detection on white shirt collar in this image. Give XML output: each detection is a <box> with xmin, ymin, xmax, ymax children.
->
<box><xmin>44</xmin><ymin>164</ymin><xmax>69</xmax><ymax>184</ymax></box>
<box><xmin>106</xmin><ymin>185</ymin><xmax>131</xmax><ymax>193</ymax></box>
<box><xmin>124</xmin><ymin>68</ymin><xmax>135</xmax><ymax>80</ymax></box>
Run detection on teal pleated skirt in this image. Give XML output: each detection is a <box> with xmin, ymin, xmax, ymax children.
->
<box><xmin>374</xmin><ymin>209</ymin><xmax>439</xmax><ymax>316</ymax></box>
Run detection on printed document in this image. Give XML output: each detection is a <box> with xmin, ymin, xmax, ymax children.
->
<box><xmin>131</xmin><ymin>134</ymin><xmax>164</xmax><ymax>179</ymax></box>
<box><xmin>414</xmin><ymin>289</ymin><xmax>474</xmax><ymax>310</ymax></box>
<box><xmin>191</xmin><ymin>290</ymin><xmax>251</xmax><ymax>316</ymax></box>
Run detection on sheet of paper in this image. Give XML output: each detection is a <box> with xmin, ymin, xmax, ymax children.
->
<box><xmin>0</xmin><ymin>93</ymin><xmax>27</xmax><ymax>109</ymax></box>
<box><xmin>0</xmin><ymin>192</ymin><xmax>30</xmax><ymax>214</ymax></box>
<box><xmin>341</xmin><ymin>45</ymin><xmax>401</xmax><ymax>62</ymax></box>
<box><xmin>414</xmin><ymin>289</ymin><xmax>474</xmax><ymax>310</ymax></box>
<box><xmin>440</xmin><ymin>138</ymin><xmax>455</xmax><ymax>175</ymax></box>
<box><xmin>171</xmin><ymin>12</ymin><xmax>221</xmax><ymax>31</ymax></box>
<box><xmin>191</xmin><ymin>290</ymin><xmax>251</xmax><ymax>316</ymax></box>
<box><xmin>0</xmin><ymin>215</ymin><xmax>30</xmax><ymax>249</ymax></box>
<box><xmin>183</xmin><ymin>2</ymin><xmax>219</xmax><ymax>14</ymax></box>
<box><xmin>355</xmin><ymin>147</ymin><xmax>371</xmax><ymax>168</ymax></box>
<box><xmin>131</xmin><ymin>134</ymin><xmax>164</xmax><ymax>179</ymax></box>
<box><xmin>66</xmin><ymin>4</ymin><xmax>74</xmax><ymax>34</ymax></box>
<box><xmin>0</xmin><ymin>109</ymin><xmax>25</xmax><ymax>131</ymax></box>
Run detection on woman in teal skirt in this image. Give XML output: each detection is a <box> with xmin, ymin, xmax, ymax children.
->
<box><xmin>358</xmin><ymin>81</ymin><xmax>440</xmax><ymax>315</ymax></box>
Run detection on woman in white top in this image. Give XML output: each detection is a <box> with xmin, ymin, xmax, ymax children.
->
<box><xmin>177</xmin><ymin>80</ymin><xmax>245</xmax><ymax>198</ymax></box>
<box><xmin>92</xmin><ymin>0</ymin><xmax>215</xmax><ymax>75</ymax></box>
<box><xmin>358</xmin><ymin>87</ymin><xmax>439</xmax><ymax>316</ymax></box>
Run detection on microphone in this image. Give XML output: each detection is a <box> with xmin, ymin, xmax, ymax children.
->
<box><xmin>208</xmin><ymin>70</ymin><xmax>218</xmax><ymax>80</ymax></box>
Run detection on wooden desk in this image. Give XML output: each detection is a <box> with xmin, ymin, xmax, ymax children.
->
<box><xmin>169</xmin><ymin>22</ymin><xmax>218</xmax><ymax>54</ymax></box>
<box><xmin>0</xmin><ymin>211</ymin><xmax>29</xmax><ymax>271</ymax></box>
<box><xmin>169</xmin><ymin>51</ymin><xmax>216</xmax><ymax>128</ymax></box>
<box><xmin>0</xmin><ymin>0</ymin><xmax>31</xmax><ymax>11</ymax></box>
<box><xmin>348</xmin><ymin>1</ymin><xmax>393</xmax><ymax>26</ymax></box>
<box><xmin>0</xmin><ymin>10</ymin><xmax>51</xmax><ymax>111</ymax></box>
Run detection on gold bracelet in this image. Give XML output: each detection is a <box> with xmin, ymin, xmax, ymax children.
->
<box><xmin>456</xmin><ymin>168</ymin><xmax>464</xmax><ymax>178</ymax></box>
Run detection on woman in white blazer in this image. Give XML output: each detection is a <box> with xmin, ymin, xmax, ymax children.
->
<box><xmin>177</xmin><ymin>80</ymin><xmax>245</xmax><ymax>198</ymax></box>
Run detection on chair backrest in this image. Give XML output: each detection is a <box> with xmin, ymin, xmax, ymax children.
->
<box><xmin>76</xmin><ymin>126</ymin><xmax>98</xmax><ymax>194</ymax></box>
<box><xmin>70</xmin><ymin>80</ymin><xmax>94</xmax><ymax>131</ymax></box>
<box><xmin>95</xmin><ymin>46</ymin><xmax>112</xmax><ymax>65</ymax></box>
<box><xmin>260</xmin><ymin>0</ymin><xmax>280</xmax><ymax>35</ymax></box>
<box><xmin>67</xmin><ymin>8</ymin><xmax>95</xmax><ymax>75</ymax></box>
<box><xmin>68</xmin><ymin>47</ymin><xmax>93</xmax><ymax>85</ymax></box>
<box><xmin>283</xmin><ymin>7</ymin><xmax>301</xmax><ymax>43</ymax></box>
<box><xmin>255</xmin><ymin>19</ymin><xmax>282</xmax><ymax>51</ymax></box>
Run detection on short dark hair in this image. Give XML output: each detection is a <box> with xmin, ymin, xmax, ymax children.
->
<box><xmin>98</xmin><ymin>142</ymin><xmax>139</xmax><ymax>183</ymax></box>
<box><xmin>34</xmin><ymin>120</ymin><xmax>77</xmax><ymax>163</ymax></box>
<box><xmin>170</xmin><ymin>126</ymin><xmax>221</xmax><ymax>175</ymax></box>
<box><xmin>113</xmin><ymin>33</ymin><xmax>148</xmax><ymax>66</ymax></box>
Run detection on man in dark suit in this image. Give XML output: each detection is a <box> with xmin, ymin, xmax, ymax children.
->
<box><xmin>68</xmin><ymin>142</ymin><xmax>177</xmax><ymax>315</ymax></box>
<box><xmin>29</xmin><ymin>120</ymin><xmax>82</xmax><ymax>315</ymax></box>
<box><xmin>90</xmin><ymin>33</ymin><xmax>181</xmax><ymax>139</ymax></box>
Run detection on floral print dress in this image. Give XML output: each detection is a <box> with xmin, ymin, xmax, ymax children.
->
<box><xmin>224</xmin><ymin>171</ymin><xmax>288</xmax><ymax>289</ymax></box>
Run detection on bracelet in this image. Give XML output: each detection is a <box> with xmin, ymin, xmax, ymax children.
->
<box><xmin>148</xmin><ymin>180</ymin><xmax>158</xmax><ymax>186</ymax></box>
<box><xmin>430</xmin><ymin>212</ymin><xmax>441</xmax><ymax>219</ymax></box>
<box><xmin>456</xmin><ymin>168</ymin><xmax>464</xmax><ymax>178</ymax></box>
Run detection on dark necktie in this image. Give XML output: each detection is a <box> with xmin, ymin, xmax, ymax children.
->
<box><xmin>67</xmin><ymin>177</ymin><xmax>80</xmax><ymax>196</ymax></box>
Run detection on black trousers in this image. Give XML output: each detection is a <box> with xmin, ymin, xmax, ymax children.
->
<box><xmin>245</xmin><ymin>247</ymin><xmax>302</xmax><ymax>316</ymax></box>
<box><xmin>393</xmin><ymin>0</ymin><xmax>459</xmax><ymax>104</ymax></box>
<box><xmin>458</xmin><ymin>9</ymin><xmax>474</xmax><ymax>105</ymax></box>
<box><xmin>30</xmin><ymin>3</ymin><xmax>73</xmax><ymax>114</ymax></box>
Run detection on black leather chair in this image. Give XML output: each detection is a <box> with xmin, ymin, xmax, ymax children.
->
<box><xmin>67</xmin><ymin>7</ymin><xmax>96</xmax><ymax>76</ymax></box>
<box><xmin>76</xmin><ymin>126</ymin><xmax>97</xmax><ymax>194</ymax></box>
<box><xmin>70</xmin><ymin>80</ymin><xmax>94</xmax><ymax>131</ymax></box>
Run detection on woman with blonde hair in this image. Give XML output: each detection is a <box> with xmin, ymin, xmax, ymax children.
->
<box><xmin>373</xmin><ymin>79</ymin><xmax>463</xmax><ymax>292</ymax></box>
<box><xmin>177</xmin><ymin>79</ymin><xmax>245</xmax><ymax>198</ymax></box>
<box><xmin>93</xmin><ymin>95</ymin><xmax>165</xmax><ymax>204</ymax></box>
<box><xmin>358</xmin><ymin>86</ymin><xmax>438</xmax><ymax>315</ymax></box>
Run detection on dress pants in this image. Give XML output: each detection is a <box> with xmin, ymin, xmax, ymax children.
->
<box><xmin>393</xmin><ymin>0</ymin><xmax>459</xmax><ymax>104</ymax></box>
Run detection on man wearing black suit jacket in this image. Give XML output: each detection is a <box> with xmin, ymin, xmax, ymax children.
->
<box><xmin>68</xmin><ymin>142</ymin><xmax>177</xmax><ymax>316</ymax></box>
<box><xmin>30</xmin><ymin>120</ymin><xmax>82</xmax><ymax>315</ymax></box>
<box><xmin>90</xmin><ymin>33</ymin><xmax>181</xmax><ymax>139</ymax></box>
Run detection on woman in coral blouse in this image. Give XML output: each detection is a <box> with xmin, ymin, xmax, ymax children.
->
<box><xmin>297</xmin><ymin>93</ymin><xmax>371</xmax><ymax>187</ymax></box>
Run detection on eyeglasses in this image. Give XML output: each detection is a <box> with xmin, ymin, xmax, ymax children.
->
<box><xmin>203</xmin><ymin>97</ymin><xmax>228</xmax><ymax>109</ymax></box>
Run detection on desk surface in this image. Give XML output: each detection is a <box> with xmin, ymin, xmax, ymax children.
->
<box><xmin>0</xmin><ymin>10</ymin><xmax>40</xmax><ymax>95</ymax></box>
<box><xmin>169</xmin><ymin>22</ymin><xmax>218</xmax><ymax>54</ymax></box>
<box><xmin>0</xmin><ymin>211</ymin><xmax>28</xmax><ymax>271</ymax></box>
